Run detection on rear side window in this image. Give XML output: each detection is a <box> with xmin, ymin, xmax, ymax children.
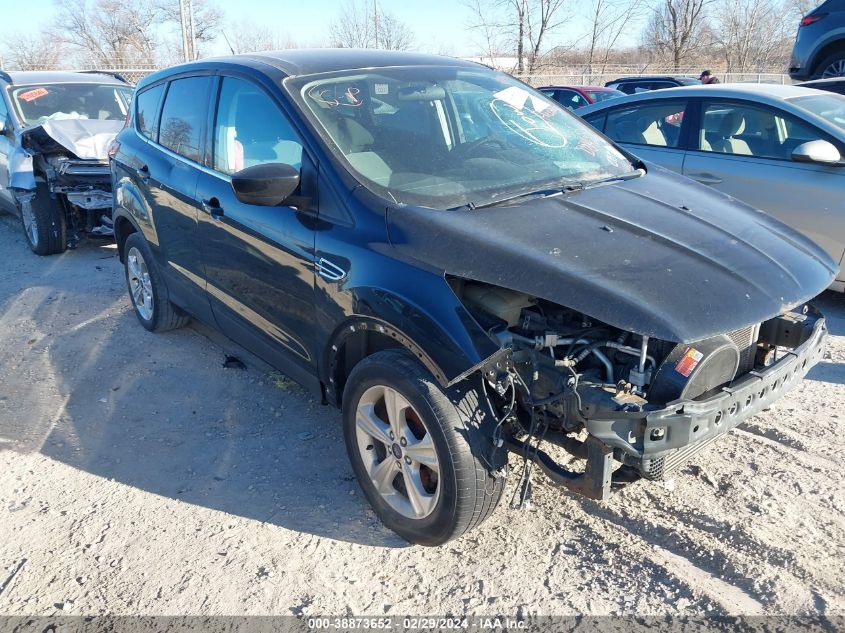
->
<box><xmin>135</xmin><ymin>83</ymin><xmax>165</xmax><ymax>140</ymax></box>
<box><xmin>605</xmin><ymin>100</ymin><xmax>687</xmax><ymax>147</ymax></box>
<box><xmin>158</xmin><ymin>76</ymin><xmax>212</xmax><ymax>162</ymax></box>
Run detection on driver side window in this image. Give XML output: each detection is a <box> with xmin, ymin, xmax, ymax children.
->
<box><xmin>213</xmin><ymin>77</ymin><xmax>303</xmax><ymax>176</ymax></box>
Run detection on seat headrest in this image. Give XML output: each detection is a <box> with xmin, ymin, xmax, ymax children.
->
<box><xmin>719</xmin><ymin>111</ymin><xmax>745</xmax><ymax>137</ymax></box>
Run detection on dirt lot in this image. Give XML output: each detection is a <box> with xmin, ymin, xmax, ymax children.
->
<box><xmin>0</xmin><ymin>211</ymin><xmax>843</xmax><ymax>618</ymax></box>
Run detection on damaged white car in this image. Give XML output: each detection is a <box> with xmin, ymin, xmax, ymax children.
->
<box><xmin>0</xmin><ymin>71</ymin><xmax>132</xmax><ymax>255</ymax></box>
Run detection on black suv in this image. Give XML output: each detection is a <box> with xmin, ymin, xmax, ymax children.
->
<box><xmin>0</xmin><ymin>71</ymin><xmax>132</xmax><ymax>254</ymax></box>
<box><xmin>605</xmin><ymin>75</ymin><xmax>700</xmax><ymax>94</ymax></box>
<box><xmin>110</xmin><ymin>50</ymin><xmax>834</xmax><ymax>545</ymax></box>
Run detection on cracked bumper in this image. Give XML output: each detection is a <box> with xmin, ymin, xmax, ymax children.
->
<box><xmin>585</xmin><ymin>312</ymin><xmax>827</xmax><ymax>478</ymax></box>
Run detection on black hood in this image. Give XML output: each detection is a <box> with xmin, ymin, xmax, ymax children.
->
<box><xmin>386</xmin><ymin>168</ymin><xmax>836</xmax><ymax>343</ymax></box>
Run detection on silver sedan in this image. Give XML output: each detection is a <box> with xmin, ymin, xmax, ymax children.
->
<box><xmin>578</xmin><ymin>84</ymin><xmax>845</xmax><ymax>292</ymax></box>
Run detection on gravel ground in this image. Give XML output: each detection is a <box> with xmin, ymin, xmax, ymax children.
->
<box><xmin>0</xmin><ymin>212</ymin><xmax>843</xmax><ymax>618</ymax></box>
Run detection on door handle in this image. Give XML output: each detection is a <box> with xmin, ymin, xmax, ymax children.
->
<box><xmin>201</xmin><ymin>197</ymin><xmax>224</xmax><ymax>219</ymax></box>
<box><xmin>688</xmin><ymin>172</ymin><xmax>723</xmax><ymax>185</ymax></box>
<box><xmin>135</xmin><ymin>164</ymin><xmax>150</xmax><ymax>182</ymax></box>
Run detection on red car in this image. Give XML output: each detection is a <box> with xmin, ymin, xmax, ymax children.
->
<box><xmin>539</xmin><ymin>85</ymin><xmax>625</xmax><ymax>110</ymax></box>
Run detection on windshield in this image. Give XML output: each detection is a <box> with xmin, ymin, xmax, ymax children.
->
<box><xmin>790</xmin><ymin>93</ymin><xmax>845</xmax><ymax>133</ymax></box>
<box><xmin>586</xmin><ymin>89</ymin><xmax>625</xmax><ymax>103</ymax></box>
<box><xmin>10</xmin><ymin>83</ymin><xmax>133</xmax><ymax>126</ymax></box>
<box><xmin>287</xmin><ymin>67</ymin><xmax>635</xmax><ymax>209</ymax></box>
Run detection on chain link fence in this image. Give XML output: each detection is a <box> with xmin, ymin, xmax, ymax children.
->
<box><xmin>515</xmin><ymin>71</ymin><xmax>792</xmax><ymax>87</ymax></box>
<box><xmin>78</xmin><ymin>67</ymin><xmax>158</xmax><ymax>85</ymax></box>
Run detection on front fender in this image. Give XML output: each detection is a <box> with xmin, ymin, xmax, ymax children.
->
<box><xmin>324</xmin><ymin>283</ymin><xmax>503</xmax><ymax>392</ymax></box>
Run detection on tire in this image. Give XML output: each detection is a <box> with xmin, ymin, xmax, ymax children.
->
<box><xmin>123</xmin><ymin>232</ymin><xmax>189</xmax><ymax>332</ymax></box>
<box><xmin>18</xmin><ymin>183</ymin><xmax>67</xmax><ymax>256</ymax></box>
<box><xmin>815</xmin><ymin>51</ymin><xmax>845</xmax><ymax>78</ymax></box>
<box><xmin>342</xmin><ymin>349</ymin><xmax>507</xmax><ymax>545</ymax></box>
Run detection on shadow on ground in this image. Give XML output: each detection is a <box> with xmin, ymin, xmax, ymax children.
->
<box><xmin>0</xmin><ymin>216</ymin><xmax>404</xmax><ymax>548</ymax></box>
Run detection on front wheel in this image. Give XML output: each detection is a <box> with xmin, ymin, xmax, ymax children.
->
<box><xmin>342</xmin><ymin>349</ymin><xmax>506</xmax><ymax>545</ymax></box>
<box><xmin>18</xmin><ymin>183</ymin><xmax>67</xmax><ymax>256</ymax></box>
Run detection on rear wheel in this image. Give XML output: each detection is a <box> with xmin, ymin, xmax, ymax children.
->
<box><xmin>123</xmin><ymin>232</ymin><xmax>189</xmax><ymax>332</ymax></box>
<box><xmin>817</xmin><ymin>52</ymin><xmax>845</xmax><ymax>78</ymax></box>
<box><xmin>342</xmin><ymin>349</ymin><xmax>506</xmax><ymax>545</ymax></box>
<box><xmin>18</xmin><ymin>183</ymin><xmax>67</xmax><ymax>256</ymax></box>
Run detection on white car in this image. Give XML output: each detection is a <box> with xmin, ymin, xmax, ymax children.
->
<box><xmin>579</xmin><ymin>84</ymin><xmax>845</xmax><ymax>292</ymax></box>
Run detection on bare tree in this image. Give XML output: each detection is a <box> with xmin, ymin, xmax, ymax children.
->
<box><xmin>524</xmin><ymin>0</ymin><xmax>570</xmax><ymax>73</ymax></box>
<box><xmin>51</xmin><ymin>0</ymin><xmax>222</xmax><ymax>67</ymax></box>
<box><xmin>464</xmin><ymin>0</ymin><xmax>570</xmax><ymax>74</ymax></box>
<box><xmin>329</xmin><ymin>0</ymin><xmax>415</xmax><ymax>50</ymax></box>
<box><xmin>221</xmin><ymin>20</ymin><xmax>299</xmax><ymax>54</ymax></box>
<box><xmin>462</xmin><ymin>0</ymin><xmax>513</xmax><ymax>68</ymax></box>
<box><xmin>51</xmin><ymin>0</ymin><xmax>163</xmax><ymax>66</ymax></box>
<box><xmin>584</xmin><ymin>0</ymin><xmax>647</xmax><ymax>73</ymax></box>
<box><xmin>156</xmin><ymin>0</ymin><xmax>222</xmax><ymax>49</ymax></box>
<box><xmin>643</xmin><ymin>0</ymin><xmax>711</xmax><ymax>70</ymax></box>
<box><xmin>2</xmin><ymin>33</ymin><xmax>66</xmax><ymax>70</ymax></box>
<box><xmin>711</xmin><ymin>0</ymin><xmax>792</xmax><ymax>71</ymax></box>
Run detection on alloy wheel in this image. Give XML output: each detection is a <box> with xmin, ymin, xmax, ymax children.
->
<box><xmin>355</xmin><ymin>385</ymin><xmax>440</xmax><ymax>520</ymax></box>
<box><xmin>821</xmin><ymin>59</ymin><xmax>845</xmax><ymax>78</ymax></box>
<box><xmin>20</xmin><ymin>199</ymin><xmax>38</xmax><ymax>247</ymax></box>
<box><xmin>127</xmin><ymin>246</ymin><xmax>154</xmax><ymax>320</ymax></box>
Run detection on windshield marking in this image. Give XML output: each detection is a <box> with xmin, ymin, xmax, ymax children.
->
<box><xmin>490</xmin><ymin>98</ymin><xmax>568</xmax><ymax>148</ymax></box>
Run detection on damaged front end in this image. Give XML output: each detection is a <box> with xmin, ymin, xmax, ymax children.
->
<box><xmin>13</xmin><ymin>119</ymin><xmax>123</xmax><ymax>242</ymax></box>
<box><xmin>451</xmin><ymin>279</ymin><xmax>828</xmax><ymax>502</ymax></box>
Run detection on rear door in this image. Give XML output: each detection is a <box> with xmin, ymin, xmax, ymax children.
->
<box><xmin>683</xmin><ymin>98</ymin><xmax>845</xmax><ymax>272</ymax></box>
<box><xmin>132</xmin><ymin>75</ymin><xmax>215</xmax><ymax>322</ymax></box>
<box><xmin>195</xmin><ymin>74</ymin><xmax>319</xmax><ymax>379</ymax></box>
<box><xmin>590</xmin><ymin>98</ymin><xmax>691</xmax><ymax>172</ymax></box>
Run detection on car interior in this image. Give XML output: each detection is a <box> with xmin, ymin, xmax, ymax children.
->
<box><xmin>700</xmin><ymin>105</ymin><xmax>819</xmax><ymax>158</ymax></box>
<box><xmin>606</xmin><ymin>104</ymin><xmax>685</xmax><ymax>147</ymax></box>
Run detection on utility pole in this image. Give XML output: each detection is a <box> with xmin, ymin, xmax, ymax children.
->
<box><xmin>373</xmin><ymin>0</ymin><xmax>379</xmax><ymax>49</ymax></box>
<box><xmin>179</xmin><ymin>0</ymin><xmax>196</xmax><ymax>62</ymax></box>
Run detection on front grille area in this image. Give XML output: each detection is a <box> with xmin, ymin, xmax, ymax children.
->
<box><xmin>727</xmin><ymin>324</ymin><xmax>759</xmax><ymax>375</ymax></box>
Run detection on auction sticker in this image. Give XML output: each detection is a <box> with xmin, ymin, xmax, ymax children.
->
<box><xmin>675</xmin><ymin>347</ymin><xmax>704</xmax><ymax>377</ymax></box>
<box><xmin>19</xmin><ymin>87</ymin><xmax>49</xmax><ymax>102</ymax></box>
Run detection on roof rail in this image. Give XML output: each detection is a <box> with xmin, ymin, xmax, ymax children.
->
<box><xmin>78</xmin><ymin>70</ymin><xmax>128</xmax><ymax>83</ymax></box>
<box><xmin>0</xmin><ymin>70</ymin><xmax>12</xmax><ymax>84</ymax></box>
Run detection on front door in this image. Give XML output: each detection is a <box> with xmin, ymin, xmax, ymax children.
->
<box><xmin>196</xmin><ymin>75</ymin><xmax>318</xmax><ymax>378</ymax></box>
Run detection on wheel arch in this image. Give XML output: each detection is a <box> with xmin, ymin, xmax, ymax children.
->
<box><xmin>810</xmin><ymin>35</ymin><xmax>845</xmax><ymax>75</ymax></box>
<box><xmin>323</xmin><ymin>289</ymin><xmax>504</xmax><ymax>408</ymax></box>
<box><xmin>112</xmin><ymin>211</ymin><xmax>139</xmax><ymax>262</ymax></box>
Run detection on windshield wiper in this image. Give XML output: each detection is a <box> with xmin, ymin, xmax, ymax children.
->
<box><xmin>449</xmin><ymin>168</ymin><xmax>645</xmax><ymax>212</ymax></box>
<box><xmin>453</xmin><ymin>184</ymin><xmax>584</xmax><ymax>212</ymax></box>
<box><xmin>572</xmin><ymin>168</ymin><xmax>646</xmax><ymax>191</ymax></box>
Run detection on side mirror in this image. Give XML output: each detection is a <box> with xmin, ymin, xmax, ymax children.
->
<box><xmin>231</xmin><ymin>163</ymin><xmax>300</xmax><ymax>206</ymax></box>
<box><xmin>791</xmin><ymin>139</ymin><xmax>842</xmax><ymax>165</ymax></box>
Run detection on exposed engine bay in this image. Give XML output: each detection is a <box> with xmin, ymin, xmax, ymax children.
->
<box><xmin>12</xmin><ymin>119</ymin><xmax>122</xmax><ymax>245</ymax></box>
<box><xmin>450</xmin><ymin>278</ymin><xmax>827</xmax><ymax>502</ymax></box>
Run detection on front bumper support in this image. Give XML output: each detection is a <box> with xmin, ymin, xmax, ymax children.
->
<box><xmin>507</xmin><ymin>310</ymin><xmax>827</xmax><ymax>498</ymax></box>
